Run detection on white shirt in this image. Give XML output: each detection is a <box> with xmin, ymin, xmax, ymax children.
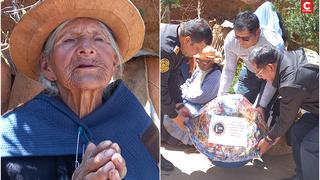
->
<box><xmin>218</xmin><ymin>28</ymin><xmax>284</xmax><ymax>107</ymax></box>
<box><xmin>254</xmin><ymin>1</ymin><xmax>282</xmax><ymax>37</ymax></box>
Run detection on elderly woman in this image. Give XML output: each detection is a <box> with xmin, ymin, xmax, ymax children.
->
<box><xmin>163</xmin><ymin>46</ymin><xmax>222</xmax><ymax>145</ymax></box>
<box><xmin>1</xmin><ymin>0</ymin><xmax>159</xmax><ymax>179</ymax></box>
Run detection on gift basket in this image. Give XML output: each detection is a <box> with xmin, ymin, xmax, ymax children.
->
<box><xmin>185</xmin><ymin>94</ymin><xmax>268</xmax><ymax>168</ymax></box>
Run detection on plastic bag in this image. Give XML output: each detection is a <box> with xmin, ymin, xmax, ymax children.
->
<box><xmin>186</xmin><ymin>94</ymin><xmax>268</xmax><ymax>164</ymax></box>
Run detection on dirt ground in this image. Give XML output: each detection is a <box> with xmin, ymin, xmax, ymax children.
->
<box><xmin>161</xmin><ymin>143</ymin><xmax>295</xmax><ymax>180</ymax></box>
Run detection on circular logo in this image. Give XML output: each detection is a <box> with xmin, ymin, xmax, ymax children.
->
<box><xmin>213</xmin><ymin>122</ymin><xmax>225</xmax><ymax>136</ymax></box>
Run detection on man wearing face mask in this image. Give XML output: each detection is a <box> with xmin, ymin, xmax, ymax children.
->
<box><xmin>160</xmin><ymin>18</ymin><xmax>212</xmax><ymax>170</ymax></box>
<box><xmin>218</xmin><ymin>11</ymin><xmax>284</xmax><ymax>122</ymax></box>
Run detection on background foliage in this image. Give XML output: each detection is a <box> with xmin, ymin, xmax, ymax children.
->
<box><xmin>274</xmin><ymin>0</ymin><xmax>319</xmax><ymax>52</ymax></box>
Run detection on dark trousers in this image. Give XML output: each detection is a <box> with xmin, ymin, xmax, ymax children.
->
<box><xmin>291</xmin><ymin>113</ymin><xmax>319</xmax><ymax>180</ymax></box>
<box><xmin>161</xmin><ymin>70</ymin><xmax>184</xmax><ymax>142</ymax></box>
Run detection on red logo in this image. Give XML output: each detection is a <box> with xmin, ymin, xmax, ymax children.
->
<box><xmin>301</xmin><ymin>0</ymin><xmax>313</xmax><ymax>13</ymax></box>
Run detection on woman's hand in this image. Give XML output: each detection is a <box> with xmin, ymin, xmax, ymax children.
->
<box><xmin>174</xmin><ymin>114</ymin><xmax>187</xmax><ymax>131</ymax></box>
<box><xmin>174</xmin><ymin>105</ymin><xmax>191</xmax><ymax>131</ymax></box>
<box><xmin>72</xmin><ymin>140</ymin><xmax>127</xmax><ymax>180</ymax></box>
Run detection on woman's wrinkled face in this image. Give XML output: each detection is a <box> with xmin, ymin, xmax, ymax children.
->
<box><xmin>42</xmin><ymin>18</ymin><xmax>117</xmax><ymax>91</ymax></box>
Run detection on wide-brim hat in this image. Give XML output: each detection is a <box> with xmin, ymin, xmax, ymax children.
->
<box><xmin>193</xmin><ymin>46</ymin><xmax>222</xmax><ymax>63</ymax></box>
<box><xmin>10</xmin><ymin>0</ymin><xmax>145</xmax><ymax>80</ymax></box>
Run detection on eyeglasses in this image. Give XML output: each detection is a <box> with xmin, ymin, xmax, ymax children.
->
<box><xmin>235</xmin><ymin>34</ymin><xmax>254</xmax><ymax>41</ymax></box>
<box><xmin>195</xmin><ymin>58</ymin><xmax>211</xmax><ymax>65</ymax></box>
<box><xmin>255</xmin><ymin>68</ymin><xmax>265</xmax><ymax>77</ymax></box>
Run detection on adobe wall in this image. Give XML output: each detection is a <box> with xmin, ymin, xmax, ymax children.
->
<box><xmin>167</xmin><ymin>0</ymin><xmax>251</xmax><ymax>23</ymax></box>
<box><xmin>1</xmin><ymin>0</ymin><xmax>159</xmax><ymax>52</ymax></box>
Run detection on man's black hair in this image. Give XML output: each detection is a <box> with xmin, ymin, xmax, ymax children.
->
<box><xmin>249</xmin><ymin>46</ymin><xmax>280</xmax><ymax>69</ymax></box>
<box><xmin>234</xmin><ymin>11</ymin><xmax>260</xmax><ymax>33</ymax></box>
<box><xmin>179</xmin><ymin>18</ymin><xmax>213</xmax><ymax>45</ymax></box>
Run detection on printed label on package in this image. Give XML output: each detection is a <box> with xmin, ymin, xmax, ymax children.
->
<box><xmin>208</xmin><ymin>115</ymin><xmax>248</xmax><ymax>147</ymax></box>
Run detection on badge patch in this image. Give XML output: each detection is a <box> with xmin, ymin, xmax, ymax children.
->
<box><xmin>173</xmin><ymin>46</ymin><xmax>180</xmax><ymax>55</ymax></box>
<box><xmin>160</xmin><ymin>58</ymin><xmax>170</xmax><ymax>73</ymax></box>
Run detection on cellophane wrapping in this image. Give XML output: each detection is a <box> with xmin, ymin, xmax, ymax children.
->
<box><xmin>186</xmin><ymin>94</ymin><xmax>268</xmax><ymax>163</ymax></box>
